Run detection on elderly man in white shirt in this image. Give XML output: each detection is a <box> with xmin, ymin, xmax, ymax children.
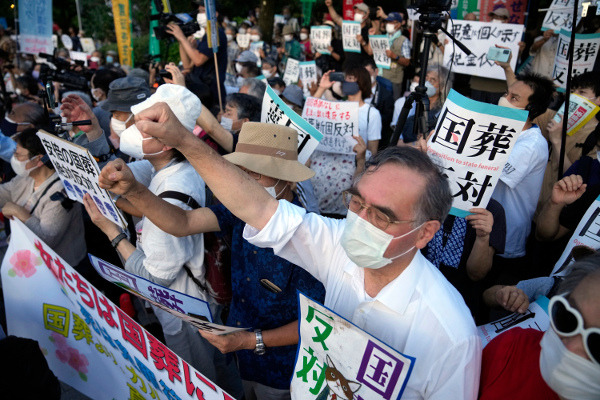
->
<box><xmin>100</xmin><ymin>103</ymin><xmax>482</xmax><ymax>399</ymax></box>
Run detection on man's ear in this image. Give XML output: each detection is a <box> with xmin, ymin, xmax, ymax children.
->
<box><xmin>415</xmin><ymin>220</ymin><xmax>441</xmax><ymax>249</ymax></box>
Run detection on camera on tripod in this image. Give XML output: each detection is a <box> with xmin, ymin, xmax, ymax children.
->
<box><xmin>152</xmin><ymin>12</ymin><xmax>199</xmax><ymax>40</ymax></box>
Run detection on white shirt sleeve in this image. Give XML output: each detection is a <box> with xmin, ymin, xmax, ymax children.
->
<box><xmin>367</xmin><ymin>107</ymin><xmax>382</xmax><ymax>142</ymax></box>
<box><xmin>499</xmin><ymin>140</ymin><xmax>538</xmax><ymax>189</ymax></box>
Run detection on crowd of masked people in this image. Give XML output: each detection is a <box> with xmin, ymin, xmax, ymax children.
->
<box><xmin>0</xmin><ymin>0</ymin><xmax>599</xmax><ymax>399</ymax></box>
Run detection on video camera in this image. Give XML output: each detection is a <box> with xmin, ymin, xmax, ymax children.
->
<box><xmin>38</xmin><ymin>52</ymin><xmax>90</xmax><ymax>93</ymax></box>
<box><xmin>409</xmin><ymin>0</ymin><xmax>452</xmax><ymax>13</ymax></box>
<box><xmin>151</xmin><ymin>4</ymin><xmax>199</xmax><ymax>41</ymax></box>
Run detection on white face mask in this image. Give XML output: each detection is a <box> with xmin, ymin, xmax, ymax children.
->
<box><xmin>238</xmin><ymin>28</ymin><xmax>246</xmax><ymax>35</ymax></box>
<box><xmin>90</xmin><ymin>56</ymin><xmax>100</xmax><ymax>62</ymax></box>
<box><xmin>196</xmin><ymin>12</ymin><xmax>207</xmax><ymax>26</ymax></box>
<box><xmin>354</xmin><ymin>13</ymin><xmax>364</xmax><ymax>23</ymax></box>
<box><xmin>410</xmin><ymin>81</ymin><xmax>418</xmax><ymax>92</ymax></box>
<box><xmin>10</xmin><ymin>154</ymin><xmax>38</xmax><ymax>176</ymax></box>
<box><xmin>425</xmin><ymin>80</ymin><xmax>437</xmax><ymax>97</ymax></box>
<box><xmin>491</xmin><ymin>18</ymin><xmax>503</xmax><ymax>23</ymax></box>
<box><xmin>119</xmin><ymin>125</ymin><xmax>163</xmax><ymax>159</ymax></box>
<box><xmin>300</xmin><ymin>33</ymin><xmax>308</xmax><ymax>41</ymax></box>
<box><xmin>284</xmin><ymin>34</ymin><xmax>294</xmax><ymax>42</ymax></box>
<box><xmin>226</xmin><ymin>34</ymin><xmax>234</xmax><ymax>42</ymax></box>
<box><xmin>220</xmin><ymin>116</ymin><xmax>234</xmax><ymax>131</ymax></box>
<box><xmin>370</xmin><ymin>75</ymin><xmax>376</xmax><ymax>84</ymax></box>
<box><xmin>264</xmin><ymin>180</ymin><xmax>286</xmax><ymax>199</ymax></box>
<box><xmin>250</xmin><ymin>34</ymin><xmax>260</xmax><ymax>42</ymax></box>
<box><xmin>498</xmin><ymin>96</ymin><xmax>526</xmax><ymax>110</ymax></box>
<box><xmin>110</xmin><ymin>113</ymin><xmax>133</xmax><ymax>137</ymax></box>
<box><xmin>15</xmin><ymin>88</ymin><xmax>22</xmax><ymax>96</ymax></box>
<box><xmin>386</xmin><ymin>23</ymin><xmax>396</xmax><ymax>34</ymax></box>
<box><xmin>340</xmin><ymin>210</ymin><xmax>423</xmax><ymax>269</ymax></box>
<box><xmin>235</xmin><ymin>63</ymin><xmax>244</xmax><ymax>74</ymax></box>
<box><xmin>539</xmin><ymin>328</ymin><xmax>600</xmax><ymax>399</ymax></box>
<box><xmin>262</xmin><ymin>69</ymin><xmax>273</xmax><ymax>79</ymax></box>
<box><xmin>193</xmin><ymin>27</ymin><xmax>206</xmax><ymax>39</ymax></box>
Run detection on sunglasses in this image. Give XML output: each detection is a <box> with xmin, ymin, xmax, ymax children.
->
<box><xmin>549</xmin><ymin>294</ymin><xmax>600</xmax><ymax>365</ymax></box>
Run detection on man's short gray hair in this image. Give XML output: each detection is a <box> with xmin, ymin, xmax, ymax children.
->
<box><xmin>241</xmin><ymin>78</ymin><xmax>266</xmax><ymax>100</ymax></box>
<box><xmin>360</xmin><ymin>146</ymin><xmax>452</xmax><ymax>226</ymax></box>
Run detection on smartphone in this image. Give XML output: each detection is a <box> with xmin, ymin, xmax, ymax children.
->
<box><xmin>158</xmin><ymin>69</ymin><xmax>173</xmax><ymax>80</ymax></box>
<box><xmin>45</xmin><ymin>81</ymin><xmax>55</xmax><ymax>109</ymax></box>
<box><xmin>329</xmin><ymin>72</ymin><xmax>344</xmax><ymax>82</ymax></box>
<box><xmin>487</xmin><ymin>47</ymin><xmax>511</xmax><ymax>63</ymax></box>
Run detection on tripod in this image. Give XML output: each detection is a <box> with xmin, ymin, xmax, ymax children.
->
<box><xmin>389</xmin><ymin>12</ymin><xmax>471</xmax><ymax>146</ymax></box>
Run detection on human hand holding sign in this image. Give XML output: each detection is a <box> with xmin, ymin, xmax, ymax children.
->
<box><xmin>198</xmin><ymin>330</ymin><xmax>254</xmax><ymax>354</ymax></box>
<box><xmin>466</xmin><ymin>208</ymin><xmax>493</xmax><ymax>238</ymax></box>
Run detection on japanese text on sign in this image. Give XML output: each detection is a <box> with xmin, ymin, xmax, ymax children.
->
<box><xmin>236</xmin><ymin>33</ymin><xmax>250</xmax><ymax>49</ymax></box>
<box><xmin>283</xmin><ymin>58</ymin><xmax>300</xmax><ymax>86</ymax></box>
<box><xmin>310</xmin><ymin>26</ymin><xmax>332</xmax><ymax>55</ymax></box>
<box><xmin>342</xmin><ymin>21</ymin><xmax>361</xmax><ymax>53</ymax></box>
<box><xmin>302</xmin><ymin>97</ymin><xmax>359</xmax><ymax>155</ymax></box>
<box><xmin>299</xmin><ymin>61</ymin><xmax>318</xmax><ymax>98</ymax></box>
<box><xmin>369</xmin><ymin>35</ymin><xmax>391</xmax><ymax>69</ymax></box>
<box><xmin>553</xmin><ymin>93</ymin><xmax>600</xmax><ymax>135</ymax></box>
<box><xmin>542</xmin><ymin>0</ymin><xmax>583</xmax><ymax>31</ymax></box>
<box><xmin>552</xmin><ymin>29</ymin><xmax>600</xmax><ymax>90</ymax></box>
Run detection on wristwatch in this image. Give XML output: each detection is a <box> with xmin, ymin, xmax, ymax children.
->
<box><xmin>254</xmin><ymin>329</ymin><xmax>266</xmax><ymax>355</ymax></box>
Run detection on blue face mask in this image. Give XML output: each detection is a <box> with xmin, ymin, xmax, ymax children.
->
<box><xmin>342</xmin><ymin>81</ymin><xmax>360</xmax><ymax>96</ymax></box>
<box><xmin>0</xmin><ymin>117</ymin><xmax>28</xmax><ymax>136</ymax></box>
<box><xmin>106</xmin><ymin>55</ymin><xmax>114</xmax><ymax>64</ymax></box>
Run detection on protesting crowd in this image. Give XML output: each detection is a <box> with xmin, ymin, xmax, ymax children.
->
<box><xmin>0</xmin><ymin>0</ymin><xmax>599</xmax><ymax>399</ymax></box>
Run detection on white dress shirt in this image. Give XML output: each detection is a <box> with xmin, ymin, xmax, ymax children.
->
<box><xmin>244</xmin><ymin>200</ymin><xmax>482</xmax><ymax>399</ymax></box>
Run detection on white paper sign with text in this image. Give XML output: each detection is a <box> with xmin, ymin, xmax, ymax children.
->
<box><xmin>302</xmin><ymin>97</ymin><xmax>359</xmax><ymax>155</ymax></box>
<box><xmin>342</xmin><ymin>21</ymin><xmax>361</xmax><ymax>53</ymax></box>
<box><xmin>310</xmin><ymin>26</ymin><xmax>332</xmax><ymax>55</ymax></box>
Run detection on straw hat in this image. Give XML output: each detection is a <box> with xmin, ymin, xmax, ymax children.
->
<box><xmin>224</xmin><ymin>122</ymin><xmax>314</xmax><ymax>182</ymax></box>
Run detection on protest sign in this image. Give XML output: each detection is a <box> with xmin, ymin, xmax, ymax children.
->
<box><xmin>261</xmin><ymin>85</ymin><xmax>323</xmax><ymax>164</ymax></box>
<box><xmin>553</xmin><ymin>93</ymin><xmax>600</xmax><ymax>135</ymax></box>
<box><xmin>292</xmin><ymin>293</ymin><xmax>415</xmax><ymax>400</ymax></box>
<box><xmin>80</xmin><ymin>38</ymin><xmax>96</xmax><ymax>54</ymax></box>
<box><xmin>302</xmin><ymin>97</ymin><xmax>359</xmax><ymax>155</ymax></box>
<box><xmin>112</xmin><ymin>0</ymin><xmax>134</xmax><ymax>67</ymax></box>
<box><xmin>236</xmin><ymin>33</ymin><xmax>250</xmax><ymax>49</ymax></box>
<box><xmin>89</xmin><ymin>255</ymin><xmax>246</xmax><ymax>335</ymax></box>
<box><xmin>342</xmin><ymin>0</ymin><xmax>356</xmax><ymax>20</ymax></box>
<box><xmin>69</xmin><ymin>51</ymin><xmax>88</xmax><ymax>63</ymax></box>
<box><xmin>37</xmin><ymin>130</ymin><xmax>127</xmax><ymax>229</ymax></box>
<box><xmin>2</xmin><ymin>220</ymin><xmax>235</xmax><ymax>400</ymax></box>
<box><xmin>274</xmin><ymin>14</ymin><xmax>286</xmax><ymax>25</ymax></box>
<box><xmin>369</xmin><ymin>35</ymin><xmax>391</xmax><ymax>69</ymax></box>
<box><xmin>542</xmin><ymin>0</ymin><xmax>582</xmax><ymax>31</ymax></box>
<box><xmin>552</xmin><ymin>29</ymin><xmax>600</xmax><ymax>90</ymax></box>
<box><xmin>283</xmin><ymin>58</ymin><xmax>301</xmax><ymax>86</ymax></box>
<box><xmin>427</xmin><ymin>89</ymin><xmax>528</xmax><ymax>217</ymax></box>
<box><xmin>342</xmin><ymin>21</ymin><xmax>361</xmax><ymax>53</ymax></box>
<box><xmin>250</xmin><ymin>41</ymin><xmax>264</xmax><ymax>67</ymax></box>
<box><xmin>478</xmin><ymin>296</ymin><xmax>550</xmax><ymax>348</ymax></box>
<box><xmin>299</xmin><ymin>61</ymin><xmax>318</xmax><ymax>98</ymax></box>
<box><xmin>443</xmin><ymin>20</ymin><xmax>524</xmax><ymax>79</ymax></box>
<box><xmin>552</xmin><ymin>195</ymin><xmax>600</xmax><ymax>276</ymax></box>
<box><xmin>310</xmin><ymin>26</ymin><xmax>332</xmax><ymax>55</ymax></box>
<box><xmin>480</xmin><ymin>0</ymin><xmax>526</xmax><ymax>24</ymax></box>
<box><xmin>19</xmin><ymin>0</ymin><xmax>53</xmax><ymax>55</ymax></box>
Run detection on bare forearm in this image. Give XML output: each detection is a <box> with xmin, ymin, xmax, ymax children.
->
<box><xmin>116</xmin><ymin>197</ymin><xmax>142</xmax><ymax>218</ymax></box>
<box><xmin>483</xmin><ymin>285</ymin><xmax>503</xmax><ymax>307</ymax></box>
<box><xmin>178</xmin><ymin>38</ymin><xmax>207</xmax><ymax>67</ymax></box>
<box><xmin>328</xmin><ymin>6</ymin><xmax>343</xmax><ymax>26</ymax></box>
<box><xmin>196</xmin><ymin>106</ymin><xmax>234</xmax><ymax>152</ymax></box>
<box><xmin>536</xmin><ymin>200</ymin><xmax>566</xmax><ymax>241</ymax></box>
<box><xmin>502</xmin><ymin>66</ymin><xmax>516</xmax><ymax>87</ymax></box>
<box><xmin>466</xmin><ymin>236</ymin><xmax>494</xmax><ymax>281</ymax></box>
<box><xmin>262</xmin><ymin>320</ymin><xmax>299</xmax><ymax>347</ymax></box>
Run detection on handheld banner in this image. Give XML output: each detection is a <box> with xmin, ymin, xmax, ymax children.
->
<box><xmin>553</xmin><ymin>93</ymin><xmax>600</xmax><ymax>135</ymax></box>
<box><xmin>274</xmin><ymin>14</ymin><xmax>286</xmax><ymax>25</ymax></box>
<box><xmin>299</xmin><ymin>61</ymin><xmax>318</xmax><ymax>98</ymax></box>
<box><xmin>342</xmin><ymin>21</ymin><xmax>362</xmax><ymax>53</ymax></box>
<box><xmin>80</xmin><ymin>38</ymin><xmax>96</xmax><ymax>54</ymax></box>
<box><xmin>250</xmin><ymin>41</ymin><xmax>264</xmax><ymax>67</ymax></box>
<box><xmin>552</xmin><ymin>29</ymin><xmax>600</xmax><ymax>91</ymax></box>
<box><xmin>369</xmin><ymin>35</ymin><xmax>391</xmax><ymax>69</ymax></box>
<box><xmin>443</xmin><ymin>20</ymin><xmax>524</xmax><ymax>80</ymax></box>
<box><xmin>310</xmin><ymin>26</ymin><xmax>332</xmax><ymax>55</ymax></box>
<box><xmin>261</xmin><ymin>85</ymin><xmax>323</xmax><ymax>164</ymax></box>
<box><xmin>236</xmin><ymin>33</ymin><xmax>250</xmax><ymax>49</ymax></box>
<box><xmin>542</xmin><ymin>0</ymin><xmax>582</xmax><ymax>32</ymax></box>
<box><xmin>478</xmin><ymin>296</ymin><xmax>550</xmax><ymax>348</ymax></box>
<box><xmin>302</xmin><ymin>97</ymin><xmax>359</xmax><ymax>155</ymax></box>
<box><xmin>19</xmin><ymin>0</ymin><xmax>53</xmax><ymax>55</ymax></box>
<box><xmin>89</xmin><ymin>254</ymin><xmax>246</xmax><ymax>335</ymax></box>
<box><xmin>427</xmin><ymin>89</ymin><xmax>528</xmax><ymax>217</ymax></box>
<box><xmin>37</xmin><ymin>130</ymin><xmax>127</xmax><ymax>229</ymax></box>
<box><xmin>283</xmin><ymin>58</ymin><xmax>301</xmax><ymax>86</ymax></box>
<box><xmin>552</xmin><ymin>195</ymin><xmax>600</xmax><ymax>276</ymax></box>
<box><xmin>2</xmin><ymin>220</ymin><xmax>235</xmax><ymax>400</ymax></box>
<box><xmin>112</xmin><ymin>0</ymin><xmax>134</xmax><ymax>67</ymax></box>
<box><xmin>292</xmin><ymin>293</ymin><xmax>415</xmax><ymax>400</ymax></box>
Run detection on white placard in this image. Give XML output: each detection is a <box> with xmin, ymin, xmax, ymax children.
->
<box><xmin>80</xmin><ymin>37</ymin><xmax>96</xmax><ymax>53</ymax></box>
<box><xmin>342</xmin><ymin>21</ymin><xmax>361</xmax><ymax>53</ymax></box>
<box><xmin>552</xmin><ymin>29</ymin><xmax>600</xmax><ymax>90</ymax></box>
<box><xmin>299</xmin><ymin>61</ymin><xmax>318</xmax><ymax>98</ymax></box>
<box><xmin>310</xmin><ymin>26</ymin><xmax>332</xmax><ymax>55</ymax></box>
<box><xmin>283</xmin><ymin>58</ymin><xmax>300</xmax><ymax>86</ymax></box>
<box><xmin>302</xmin><ymin>97</ymin><xmax>359</xmax><ymax>155</ymax></box>
<box><xmin>369</xmin><ymin>35</ymin><xmax>391</xmax><ymax>69</ymax></box>
<box><xmin>542</xmin><ymin>0</ymin><xmax>583</xmax><ymax>31</ymax></box>
<box><xmin>236</xmin><ymin>33</ymin><xmax>250</xmax><ymax>49</ymax></box>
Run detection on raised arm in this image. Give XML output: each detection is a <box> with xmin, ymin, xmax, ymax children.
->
<box><xmin>134</xmin><ymin>103</ymin><xmax>279</xmax><ymax>230</ymax></box>
<box><xmin>494</xmin><ymin>45</ymin><xmax>516</xmax><ymax>87</ymax></box>
<box><xmin>196</xmin><ymin>104</ymin><xmax>235</xmax><ymax>152</ymax></box>
<box><xmin>324</xmin><ymin>0</ymin><xmax>343</xmax><ymax>26</ymax></box>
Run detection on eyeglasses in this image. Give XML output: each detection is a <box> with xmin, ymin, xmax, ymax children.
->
<box><xmin>549</xmin><ymin>294</ymin><xmax>600</xmax><ymax>365</ymax></box>
<box><xmin>342</xmin><ymin>190</ymin><xmax>414</xmax><ymax>231</ymax></box>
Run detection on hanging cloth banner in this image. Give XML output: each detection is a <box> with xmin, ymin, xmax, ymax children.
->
<box><xmin>18</xmin><ymin>0</ymin><xmax>53</xmax><ymax>55</ymax></box>
<box><xmin>112</xmin><ymin>0</ymin><xmax>134</xmax><ymax>67</ymax></box>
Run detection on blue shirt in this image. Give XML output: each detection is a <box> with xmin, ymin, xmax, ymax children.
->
<box><xmin>193</xmin><ymin>28</ymin><xmax>228</xmax><ymax>107</ymax></box>
<box><xmin>0</xmin><ymin>131</ymin><xmax>16</xmax><ymax>162</ymax></box>
<box><xmin>210</xmin><ymin>197</ymin><xmax>325</xmax><ymax>389</ymax></box>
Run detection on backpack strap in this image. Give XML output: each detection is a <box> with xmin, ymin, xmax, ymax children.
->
<box><xmin>158</xmin><ymin>191</ymin><xmax>201</xmax><ymax>210</ymax></box>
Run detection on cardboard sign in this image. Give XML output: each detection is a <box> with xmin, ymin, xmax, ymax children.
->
<box><xmin>19</xmin><ymin>0</ymin><xmax>53</xmax><ymax>55</ymax></box>
<box><xmin>427</xmin><ymin>90</ymin><xmax>528</xmax><ymax>217</ymax></box>
<box><xmin>553</xmin><ymin>93</ymin><xmax>600</xmax><ymax>135</ymax></box>
<box><xmin>261</xmin><ymin>85</ymin><xmax>323</xmax><ymax>164</ymax></box>
<box><xmin>342</xmin><ymin>21</ymin><xmax>361</xmax><ymax>53</ymax></box>
<box><xmin>443</xmin><ymin>20</ymin><xmax>524</xmax><ymax>79</ymax></box>
<box><xmin>37</xmin><ymin>131</ymin><xmax>127</xmax><ymax>229</ymax></box>
<box><xmin>552</xmin><ymin>195</ymin><xmax>600</xmax><ymax>276</ymax></box>
<box><xmin>236</xmin><ymin>33</ymin><xmax>250</xmax><ymax>49</ymax></box>
<box><xmin>552</xmin><ymin>29</ymin><xmax>600</xmax><ymax>91</ymax></box>
<box><xmin>542</xmin><ymin>0</ymin><xmax>583</xmax><ymax>32</ymax></box>
<box><xmin>302</xmin><ymin>97</ymin><xmax>359</xmax><ymax>155</ymax></box>
<box><xmin>2</xmin><ymin>220</ymin><xmax>235</xmax><ymax>400</ymax></box>
<box><xmin>478</xmin><ymin>296</ymin><xmax>550</xmax><ymax>348</ymax></box>
<box><xmin>292</xmin><ymin>293</ymin><xmax>415</xmax><ymax>400</ymax></box>
<box><xmin>369</xmin><ymin>35</ymin><xmax>391</xmax><ymax>69</ymax></box>
<box><xmin>310</xmin><ymin>26</ymin><xmax>332</xmax><ymax>55</ymax></box>
<box><xmin>89</xmin><ymin>255</ymin><xmax>246</xmax><ymax>335</ymax></box>
<box><xmin>299</xmin><ymin>61</ymin><xmax>318</xmax><ymax>98</ymax></box>
<box><xmin>283</xmin><ymin>58</ymin><xmax>301</xmax><ymax>86</ymax></box>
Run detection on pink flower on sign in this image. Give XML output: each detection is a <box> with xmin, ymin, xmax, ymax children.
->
<box><xmin>50</xmin><ymin>332</ymin><xmax>68</xmax><ymax>350</ymax></box>
<box><xmin>56</xmin><ymin>347</ymin><xmax>89</xmax><ymax>374</ymax></box>
<box><xmin>8</xmin><ymin>250</ymin><xmax>41</xmax><ymax>278</ymax></box>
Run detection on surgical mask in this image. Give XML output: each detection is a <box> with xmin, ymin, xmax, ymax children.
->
<box><xmin>0</xmin><ymin>117</ymin><xmax>28</xmax><ymax>136</ymax></box>
<box><xmin>491</xmin><ymin>19</ymin><xmax>503</xmax><ymax>23</ymax></box>
<box><xmin>370</xmin><ymin>75</ymin><xmax>376</xmax><ymax>84</ymax></box>
<box><xmin>425</xmin><ymin>80</ymin><xmax>437</xmax><ymax>97</ymax></box>
<box><xmin>300</xmin><ymin>33</ymin><xmax>308</xmax><ymax>41</ymax></box>
<box><xmin>15</xmin><ymin>88</ymin><xmax>22</xmax><ymax>96</ymax></box>
<box><xmin>226</xmin><ymin>34</ymin><xmax>234</xmax><ymax>42</ymax></box>
<box><xmin>32</xmin><ymin>70</ymin><xmax>40</xmax><ymax>80</ymax></box>
<box><xmin>410</xmin><ymin>82</ymin><xmax>418</xmax><ymax>92</ymax></box>
<box><xmin>10</xmin><ymin>154</ymin><xmax>38</xmax><ymax>176</ymax></box>
<box><xmin>110</xmin><ymin>114</ymin><xmax>133</xmax><ymax>137</ymax></box>
<box><xmin>91</xmin><ymin>88</ymin><xmax>104</xmax><ymax>102</ymax></box>
<box><xmin>236</xmin><ymin>63</ymin><xmax>244</xmax><ymax>74</ymax></box>
<box><xmin>106</xmin><ymin>55</ymin><xmax>114</xmax><ymax>64</ymax></box>
<box><xmin>273</xmin><ymin>89</ymin><xmax>282</xmax><ymax>96</ymax></box>
<box><xmin>354</xmin><ymin>13</ymin><xmax>364</xmax><ymax>23</ymax></box>
<box><xmin>386</xmin><ymin>23</ymin><xmax>396</xmax><ymax>34</ymax></box>
<box><xmin>498</xmin><ymin>96</ymin><xmax>525</xmax><ymax>110</ymax></box>
<box><xmin>119</xmin><ymin>125</ymin><xmax>163</xmax><ymax>159</ymax></box>
<box><xmin>539</xmin><ymin>329</ymin><xmax>600</xmax><ymax>400</ymax></box>
<box><xmin>196</xmin><ymin>12</ymin><xmax>207</xmax><ymax>26</ymax></box>
<box><xmin>284</xmin><ymin>34</ymin><xmax>294</xmax><ymax>42</ymax></box>
<box><xmin>340</xmin><ymin>210</ymin><xmax>424</xmax><ymax>269</ymax></box>
<box><xmin>220</xmin><ymin>117</ymin><xmax>234</xmax><ymax>131</ymax></box>
<box><xmin>193</xmin><ymin>27</ymin><xmax>206</xmax><ymax>40</ymax></box>
<box><xmin>250</xmin><ymin>34</ymin><xmax>260</xmax><ymax>42</ymax></box>
<box><xmin>264</xmin><ymin>180</ymin><xmax>285</xmax><ymax>199</ymax></box>
<box><xmin>239</xmin><ymin>28</ymin><xmax>246</xmax><ymax>35</ymax></box>
<box><xmin>262</xmin><ymin>69</ymin><xmax>273</xmax><ymax>79</ymax></box>
<box><xmin>90</xmin><ymin>56</ymin><xmax>100</xmax><ymax>62</ymax></box>
<box><xmin>342</xmin><ymin>81</ymin><xmax>360</xmax><ymax>96</ymax></box>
